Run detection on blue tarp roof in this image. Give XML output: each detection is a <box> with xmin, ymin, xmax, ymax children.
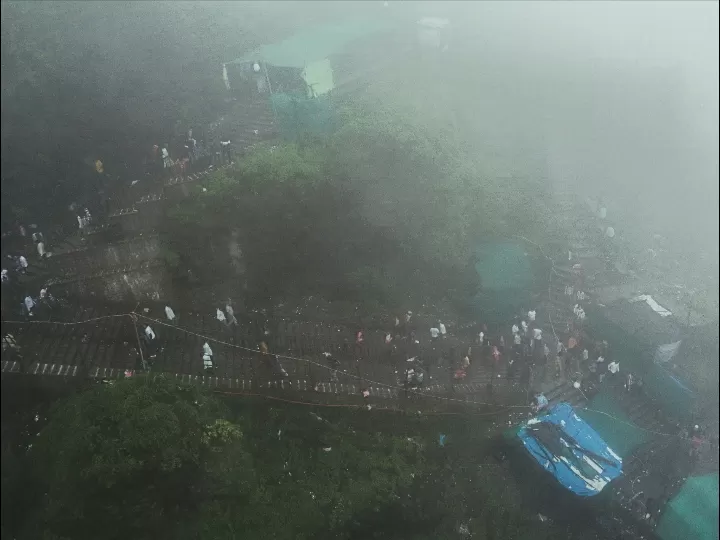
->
<box><xmin>517</xmin><ymin>403</ymin><xmax>623</xmax><ymax>497</ymax></box>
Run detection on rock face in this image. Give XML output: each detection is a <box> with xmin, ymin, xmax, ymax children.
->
<box><xmin>62</xmin><ymin>264</ymin><xmax>169</xmax><ymax>303</ymax></box>
<box><xmin>50</xmin><ymin>236</ymin><xmax>168</xmax><ymax>303</ymax></box>
<box><xmin>115</xmin><ymin>267</ymin><xmax>166</xmax><ymax>302</ymax></box>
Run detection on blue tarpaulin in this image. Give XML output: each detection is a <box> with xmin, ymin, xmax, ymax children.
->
<box><xmin>517</xmin><ymin>403</ymin><xmax>623</xmax><ymax>497</ymax></box>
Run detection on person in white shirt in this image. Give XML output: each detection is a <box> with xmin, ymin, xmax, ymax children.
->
<box><xmin>39</xmin><ymin>287</ymin><xmax>47</xmax><ymax>299</ymax></box>
<box><xmin>203</xmin><ymin>353</ymin><xmax>214</xmax><ymax>372</ymax></box>
<box><xmin>165</xmin><ymin>305</ymin><xmax>176</xmax><ymax>322</ymax></box>
<box><xmin>216</xmin><ymin>308</ymin><xmax>227</xmax><ymax>326</ymax></box>
<box><xmin>478</xmin><ymin>331</ymin><xmax>484</xmax><ymax>346</ymax></box>
<box><xmin>203</xmin><ymin>342</ymin><xmax>213</xmax><ymax>358</ymax></box>
<box><xmin>608</xmin><ymin>361</ymin><xmax>620</xmax><ymax>374</ymax></box>
<box><xmin>144</xmin><ymin>325</ymin><xmax>156</xmax><ymax>341</ymax></box>
<box><xmin>520</xmin><ymin>321</ymin><xmax>528</xmax><ymax>333</ymax></box>
<box><xmin>37</xmin><ymin>242</ymin><xmax>46</xmax><ymax>258</ymax></box>
<box><xmin>430</xmin><ymin>327</ymin><xmax>440</xmax><ymax>340</ymax></box>
<box><xmin>527</xmin><ymin>310</ymin><xmax>536</xmax><ymax>322</ymax></box>
<box><xmin>438</xmin><ymin>321</ymin><xmax>447</xmax><ymax>337</ymax></box>
<box><xmin>24</xmin><ymin>295</ymin><xmax>35</xmax><ymax>316</ymax></box>
<box><xmin>1</xmin><ymin>269</ymin><xmax>8</xmax><ymax>283</ymax></box>
<box><xmin>511</xmin><ymin>323</ymin><xmax>519</xmax><ymax>335</ymax></box>
<box><xmin>18</xmin><ymin>255</ymin><xmax>28</xmax><ymax>272</ymax></box>
<box><xmin>583</xmin><ymin>349</ymin><xmax>589</xmax><ymax>362</ymax></box>
<box><xmin>533</xmin><ymin>328</ymin><xmax>542</xmax><ymax>341</ymax></box>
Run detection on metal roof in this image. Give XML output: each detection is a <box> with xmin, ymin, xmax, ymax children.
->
<box><xmin>225</xmin><ymin>19</ymin><xmax>396</xmax><ymax>69</ymax></box>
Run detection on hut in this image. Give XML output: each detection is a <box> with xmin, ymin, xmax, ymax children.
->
<box><xmin>222</xmin><ymin>19</ymin><xmax>397</xmax><ymax>139</ymax></box>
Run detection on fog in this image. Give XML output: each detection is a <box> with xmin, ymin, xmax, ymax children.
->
<box><xmin>3</xmin><ymin>1</ymin><xmax>717</xmax><ymax>246</ymax></box>
<box><xmin>2</xmin><ymin>1</ymin><xmax>718</xmax><ymax>295</ymax></box>
<box><xmin>2</xmin><ymin>3</ymin><xmax>719</xmax><ymax>538</ymax></box>
<box><xmin>442</xmin><ymin>1</ymin><xmax>718</xmax><ymax>257</ymax></box>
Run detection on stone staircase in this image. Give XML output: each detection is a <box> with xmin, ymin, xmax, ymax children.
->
<box><xmin>208</xmin><ymin>97</ymin><xmax>276</xmax><ymax>152</ymax></box>
<box><xmin>1</xmin><ymin>302</ymin><xmax>526</xmax><ymax>409</ymax></box>
<box><xmin>536</xmin><ymin>183</ymin><xmax>606</xmax><ymax>342</ymax></box>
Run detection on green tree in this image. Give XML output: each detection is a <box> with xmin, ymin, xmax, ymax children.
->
<box><xmin>180</xmin><ymin>405</ymin><xmax>424</xmax><ymax>540</ymax></box>
<box><xmin>5</xmin><ymin>386</ymin><xmax>612</xmax><ymax>540</ymax></box>
<box><xmin>161</xmin><ymin>101</ymin><xmax>559</xmax><ymax>308</ymax></box>
<box><xmin>25</xmin><ymin>376</ymin><xmax>242</xmax><ymax>540</ymax></box>
<box><xmin>164</xmin><ymin>143</ymin><xmax>365</xmax><ymax>298</ymax></box>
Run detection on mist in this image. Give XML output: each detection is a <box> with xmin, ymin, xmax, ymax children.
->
<box><xmin>445</xmin><ymin>1</ymin><xmax>718</xmax><ymax>256</ymax></box>
<box><xmin>1</xmin><ymin>2</ymin><xmax>718</xmax><ymax>539</ymax></box>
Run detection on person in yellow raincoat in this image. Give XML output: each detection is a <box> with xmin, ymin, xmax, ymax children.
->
<box><xmin>95</xmin><ymin>159</ymin><xmax>104</xmax><ymax>174</ymax></box>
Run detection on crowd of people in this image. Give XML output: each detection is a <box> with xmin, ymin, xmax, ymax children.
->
<box><xmin>149</xmin><ymin>130</ymin><xmax>234</xmax><ymax>181</ymax></box>
<box><xmin>2</xmin><ymin>225</ymin><xmax>51</xmax><ymax>282</ymax></box>
<box><xmin>1</xmin><ymin>212</ymin><xmax>637</xmax><ymax>410</ymax></box>
<box><xmin>0</xmin><ymin>138</ymin><xmax>706</xmax><ymax>446</ymax></box>
<box><xmin>118</xmin><ymin>285</ymin><xmax>641</xmax><ymax>409</ymax></box>
<box><xmin>1</xmin><ymin>222</ymin><xmax>63</xmax><ymax>324</ymax></box>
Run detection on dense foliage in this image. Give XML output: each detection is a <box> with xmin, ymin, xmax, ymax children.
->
<box><xmin>1</xmin><ymin>380</ymin><xmax>610</xmax><ymax>540</ymax></box>
<box><xmin>19</xmin><ymin>377</ymin><xmax>233</xmax><ymax>539</ymax></box>
<box><xmin>163</xmin><ymin>103</ymin><xmax>556</xmax><ymax>308</ymax></box>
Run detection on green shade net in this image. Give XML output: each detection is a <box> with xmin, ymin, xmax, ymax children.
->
<box><xmin>577</xmin><ymin>392</ymin><xmax>649</xmax><ymax>458</ymax></box>
<box><xmin>656</xmin><ymin>473</ymin><xmax>719</xmax><ymax>540</ymax></box>
<box><xmin>586</xmin><ymin>303</ymin><xmax>697</xmax><ymax>421</ymax></box>
<box><xmin>270</xmin><ymin>93</ymin><xmax>335</xmax><ymax>139</ymax></box>
<box><xmin>474</xmin><ymin>242</ymin><xmax>533</xmax><ymax>292</ymax></box>
<box><xmin>472</xmin><ymin>242</ymin><xmax>534</xmax><ymax>322</ymax></box>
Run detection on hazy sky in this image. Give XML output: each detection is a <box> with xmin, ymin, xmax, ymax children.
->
<box><xmin>424</xmin><ymin>1</ymin><xmax>719</xmax><ymax>267</ymax></box>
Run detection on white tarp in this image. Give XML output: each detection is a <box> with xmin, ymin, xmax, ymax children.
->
<box><xmin>222</xmin><ymin>64</ymin><xmax>230</xmax><ymax>90</ymax></box>
<box><xmin>653</xmin><ymin>340</ymin><xmax>682</xmax><ymax>364</ymax></box>
<box><xmin>301</xmin><ymin>58</ymin><xmax>334</xmax><ymax>97</ymax></box>
<box><xmin>417</xmin><ymin>17</ymin><xmax>450</xmax><ymax>50</ymax></box>
<box><xmin>629</xmin><ymin>294</ymin><xmax>673</xmax><ymax>317</ymax></box>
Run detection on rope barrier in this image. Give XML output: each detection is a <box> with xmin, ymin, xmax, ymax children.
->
<box><xmin>2</xmin><ymin>310</ymin><xmax>715</xmax><ymax>446</ymax></box>
<box><xmin>2</xmin><ymin>313</ymin><xmax>131</xmax><ymax>325</ymax></box>
<box><xmin>211</xmin><ymin>389</ymin><xmax>517</xmax><ymax>417</ymax></box>
<box><xmin>133</xmin><ymin>312</ymin><xmax>531</xmax><ymax>410</ymax></box>
<box><xmin>131</xmin><ymin>314</ymin><xmax>719</xmax><ymax>446</ymax></box>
